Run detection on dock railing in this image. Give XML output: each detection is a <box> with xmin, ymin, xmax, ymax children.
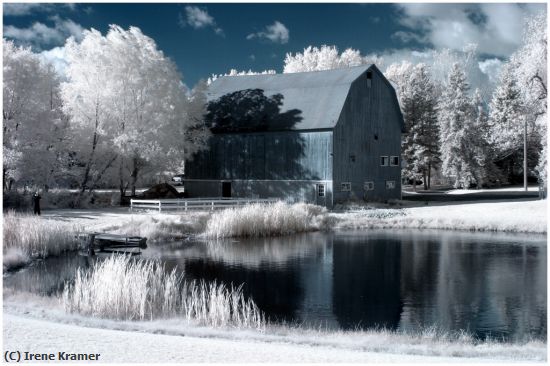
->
<box><xmin>130</xmin><ymin>197</ymin><xmax>279</xmax><ymax>212</ymax></box>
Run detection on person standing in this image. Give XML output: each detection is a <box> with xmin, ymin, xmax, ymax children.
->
<box><xmin>32</xmin><ymin>191</ymin><xmax>41</xmax><ymax>215</ymax></box>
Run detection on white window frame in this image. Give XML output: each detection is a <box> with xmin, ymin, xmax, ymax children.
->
<box><xmin>380</xmin><ymin>156</ymin><xmax>389</xmax><ymax>166</ymax></box>
<box><xmin>390</xmin><ymin>156</ymin><xmax>399</xmax><ymax>166</ymax></box>
<box><xmin>317</xmin><ymin>184</ymin><xmax>325</xmax><ymax>197</ymax></box>
<box><xmin>341</xmin><ymin>182</ymin><xmax>351</xmax><ymax>192</ymax></box>
<box><xmin>364</xmin><ymin>181</ymin><xmax>374</xmax><ymax>191</ymax></box>
<box><xmin>386</xmin><ymin>180</ymin><xmax>396</xmax><ymax>189</ymax></box>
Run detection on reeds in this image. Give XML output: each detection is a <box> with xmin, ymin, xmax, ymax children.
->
<box><xmin>203</xmin><ymin>201</ymin><xmax>329</xmax><ymax>239</ymax></box>
<box><xmin>62</xmin><ymin>255</ymin><xmax>265</xmax><ymax>329</ymax></box>
<box><xmin>3</xmin><ymin>211</ymin><xmax>81</xmax><ymax>270</ymax></box>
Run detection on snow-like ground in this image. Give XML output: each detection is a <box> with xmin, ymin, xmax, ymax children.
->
<box><xmin>332</xmin><ymin>199</ymin><xmax>547</xmax><ymax>234</ymax></box>
<box><xmin>444</xmin><ymin>186</ymin><xmax>541</xmax><ymax>195</ymax></box>
<box><xmin>3</xmin><ymin>314</ymin><xmax>474</xmax><ymax>363</ymax></box>
<box><xmin>3</xmin><ymin>293</ymin><xmax>546</xmax><ymax>363</ymax></box>
<box><xmin>40</xmin><ymin>199</ymin><xmax>547</xmax><ymax>235</ymax></box>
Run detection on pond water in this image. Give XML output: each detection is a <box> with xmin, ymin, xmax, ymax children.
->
<box><xmin>4</xmin><ymin>230</ymin><xmax>547</xmax><ymax>341</ymax></box>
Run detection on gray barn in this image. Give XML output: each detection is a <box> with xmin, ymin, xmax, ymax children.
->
<box><xmin>185</xmin><ymin>65</ymin><xmax>404</xmax><ymax>208</ymax></box>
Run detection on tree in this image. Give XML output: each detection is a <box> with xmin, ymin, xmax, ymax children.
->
<box><xmin>386</xmin><ymin>62</ymin><xmax>440</xmax><ymax>190</ymax></box>
<box><xmin>3</xmin><ymin>39</ymin><xmax>68</xmax><ymax>191</ymax></box>
<box><xmin>438</xmin><ymin>63</ymin><xmax>479</xmax><ymax>188</ymax></box>
<box><xmin>61</xmin><ymin>25</ymin><xmax>208</xmax><ymax>199</ymax></box>
<box><xmin>487</xmin><ymin>63</ymin><xmax>538</xmax><ymax>188</ymax></box>
<box><xmin>283</xmin><ymin>45</ymin><xmax>382</xmax><ymax>73</ymax></box>
<box><xmin>511</xmin><ymin>13</ymin><xmax>547</xmax><ymax>188</ymax></box>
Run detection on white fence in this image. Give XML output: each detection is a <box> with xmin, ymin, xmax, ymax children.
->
<box><xmin>130</xmin><ymin>198</ymin><xmax>279</xmax><ymax>212</ymax></box>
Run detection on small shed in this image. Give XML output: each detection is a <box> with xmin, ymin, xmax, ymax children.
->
<box><xmin>185</xmin><ymin>64</ymin><xmax>404</xmax><ymax>208</ymax></box>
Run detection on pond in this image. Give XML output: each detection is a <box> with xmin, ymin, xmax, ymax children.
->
<box><xmin>4</xmin><ymin>230</ymin><xmax>546</xmax><ymax>342</ymax></box>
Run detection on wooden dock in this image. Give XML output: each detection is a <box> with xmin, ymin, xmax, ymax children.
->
<box><xmin>76</xmin><ymin>233</ymin><xmax>147</xmax><ymax>256</ymax></box>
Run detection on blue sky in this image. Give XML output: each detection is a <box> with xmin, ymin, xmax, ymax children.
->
<box><xmin>2</xmin><ymin>2</ymin><xmax>545</xmax><ymax>87</ymax></box>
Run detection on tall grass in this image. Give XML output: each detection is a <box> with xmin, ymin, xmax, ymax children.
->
<box><xmin>3</xmin><ymin>211</ymin><xmax>82</xmax><ymax>271</ymax></box>
<box><xmin>62</xmin><ymin>255</ymin><xmax>265</xmax><ymax>329</ymax></box>
<box><xmin>204</xmin><ymin>202</ymin><xmax>329</xmax><ymax>239</ymax></box>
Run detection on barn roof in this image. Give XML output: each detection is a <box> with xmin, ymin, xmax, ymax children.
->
<box><xmin>206</xmin><ymin>65</ymin><xmax>373</xmax><ymax>131</ymax></box>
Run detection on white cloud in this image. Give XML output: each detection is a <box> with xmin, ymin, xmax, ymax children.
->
<box><xmin>478</xmin><ymin>58</ymin><xmax>503</xmax><ymax>84</ymax></box>
<box><xmin>39</xmin><ymin>46</ymin><xmax>68</xmax><ymax>77</ymax></box>
<box><xmin>3</xmin><ymin>17</ymin><xmax>84</xmax><ymax>51</ymax></box>
<box><xmin>394</xmin><ymin>3</ymin><xmax>545</xmax><ymax>57</ymax></box>
<box><xmin>3</xmin><ymin>3</ymin><xmax>76</xmax><ymax>16</ymax></box>
<box><xmin>247</xmin><ymin>21</ymin><xmax>289</xmax><ymax>44</ymax></box>
<box><xmin>179</xmin><ymin>6</ymin><xmax>224</xmax><ymax>36</ymax></box>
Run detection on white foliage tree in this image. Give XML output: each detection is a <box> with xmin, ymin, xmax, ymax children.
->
<box><xmin>61</xmin><ymin>25</ymin><xmax>208</xmax><ymax>198</ymax></box>
<box><xmin>283</xmin><ymin>45</ymin><xmax>382</xmax><ymax>73</ymax></box>
<box><xmin>386</xmin><ymin>62</ymin><xmax>440</xmax><ymax>189</ymax></box>
<box><xmin>3</xmin><ymin>39</ymin><xmax>68</xmax><ymax>191</ymax></box>
<box><xmin>207</xmin><ymin>69</ymin><xmax>276</xmax><ymax>85</ymax></box>
<box><xmin>511</xmin><ymin>13</ymin><xmax>547</xmax><ymax>187</ymax></box>
<box><xmin>487</xmin><ymin>64</ymin><xmax>526</xmax><ymax>155</ymax></box>
<box><xmin>438</xmin><ymin>63</ymin><xmax>481</xmax><ymax>188</ymax></box>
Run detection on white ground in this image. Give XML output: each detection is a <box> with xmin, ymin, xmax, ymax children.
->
<box><xmin>40</xmin><ymin>199</ymin><xmax>548</xmax><ymax>235</ymax></box>
<box><xmin>4</xmin><ymin>314</ymin><xmax>484</xmax><ymax>363</ymax></box>
<box><xmin>4</xmin><ymin>197</ymin><xmax>547</xmax><ymax>362</ymax></box>
<box><xmin>333</xmin><ymin>199</ymin><xmax>547</xmax><ymax>233</ymax></box>
<box><xmin>3</xmin><ymin>293</ymin><xmax>546</xmax><ymax>363</ymax></box>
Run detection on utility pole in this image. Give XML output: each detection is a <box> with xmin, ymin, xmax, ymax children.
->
<box><xmin>523</xmin><ymin>118</ymin><xmax>527</xmax><ymax>192</ymax></box>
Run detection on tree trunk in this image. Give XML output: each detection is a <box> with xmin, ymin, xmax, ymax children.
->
<box><xmin>76</xmin><ymin>103</ymin><xmax>100</xmax><ymax>205</ymax></box>
<box><xmin>427</xmin><ymin>162</ymin><xmax>432</xmax><ymax>189</ymax></box>
<box><xmin>130</xmin><ymin>156</ymin><xmax>139</xmax><ymax>197</ymax></box>
<box><xmin>118</xmin><ymin>156</ymin><xmax>126</xmax><ymax>204</ymax></box>
<box><xmin>423</xmin><ymin>170</ymin><xmax>428</xmax><ymax>190</ymax></box>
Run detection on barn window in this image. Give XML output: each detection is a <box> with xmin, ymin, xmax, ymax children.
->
<box><xmin>317</xmin><ymin>184</ymin><xmax>325</xmax><ymax>197</ymax></box>
<box><xmin>364</xmin><ymin>181</ymin><xmax>374</xmax><ymax>191</ymax></box>
<box><xmin>366</xmin><ymin>71</ymin><xmax>372</xmax><ymax>88</ymax></box>
<box><xmin>341</xmin><ymin>182</ymin><xmax>351</xmax><ymax>191</ymax></box>
<box><xmin>380</xmin><ymin>156</ymin><xmax>389</xmax><ymax>166</ymax></box>
<box><xmin>390</xmin><ymin>156</ymin><xmax>399</xmax><ymax>166</ymax></box>
<box><xmin>386</xmin><ymin>180</ymin><xmax>396</xmax><ymax>189</ymax></box>
<box><xmin>349</xmin><ymin>154</ymin><xmax>356</xmax><ymax>163</ymax></box>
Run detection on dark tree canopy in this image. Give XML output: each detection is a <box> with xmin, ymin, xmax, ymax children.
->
<box><xmin>205</xmin><ymin>89</ymin><xmax>302</xmax><ymax>133</ymax></box>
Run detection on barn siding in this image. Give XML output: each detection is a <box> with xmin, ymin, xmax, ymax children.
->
<box><xmin>185</xmin><ymin>179</ymin><xmax>333</xmax><ymax>207</ymax></box>
<box><xmin>187</xmin><ymin>130</ymin><xmax>332</xmax><ymax>181</ymax></box>
<box><xmin>332</xmin><ymin>68</ymin><xmax>402</xmax><ymax>203</ymax></box>
<box><xmin>185</xmin><ymin>130</ymin><xmax>334</xmax><ymax>206</ymax></box>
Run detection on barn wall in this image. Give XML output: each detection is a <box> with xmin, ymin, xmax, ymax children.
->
<box><xmin>332</xmin><ymin>68</ymin><xmax>402</xmax><ymax>203</ymax></box>
<box><xmin>185</xmin><ymin>130</ymin><xmax>334</xmax><ymax>207</ymax></box>
<box><xmin>184</xmin><ymin>179</ymin><xmax>333</xmax><ymax>207</ymax></box>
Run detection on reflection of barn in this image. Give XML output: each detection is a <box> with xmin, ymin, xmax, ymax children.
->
<box><xmin>185</xmin><ymin>65</ymin><xmax>404</xmax><ymax>208</ymax></box>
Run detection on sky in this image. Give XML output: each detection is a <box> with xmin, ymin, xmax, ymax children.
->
<box><xmin>2</xmin><ymin>2</ymin><xmax>546</xmax><ymax>87</ymax></box>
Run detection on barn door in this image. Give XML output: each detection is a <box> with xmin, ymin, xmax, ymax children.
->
<box><xmin>316</xmin><ymin>183</ymin><xmax>326</xmax><ymax>206</ymax></box>
<box><xmin>222</xmin><ymin>181</ymin><xmax>232</xmax><ymax>198</ymax></box>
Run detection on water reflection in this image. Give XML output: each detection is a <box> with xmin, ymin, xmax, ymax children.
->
<box><xmin>4</xmin><ymin>230</ymin><xmax>546</xmax><ymax>340</ymax></box>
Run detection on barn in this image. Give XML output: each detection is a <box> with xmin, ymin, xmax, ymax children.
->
<box><xmin>184</xmin><ymin>64</ymin><xmax>404</xmax><ymax>208</ymax></box>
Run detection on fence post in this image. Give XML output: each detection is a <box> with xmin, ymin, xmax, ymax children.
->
<box><xmin>159</xmin><ymin>201</ymin><xmax>162</xmax><ymax>213</ymax></box>
<box><xmin>185</xmin><ymin>201</ymin><xmax>187</xmax><ymax>211</ymax></box>
<box><xmin>211</xmin><ymin>201</ymin><xmax>214</xmax><ymax>211</ymax></box>
<box><xmin>130</xmin><ymin>199</ymin><xmax>133</xmax><ymax>212</ymax></box>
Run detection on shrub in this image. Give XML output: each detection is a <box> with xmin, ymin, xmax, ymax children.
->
<box><xmin>203</xmin><ymin>202</ymin><xmax>329</xmax><ymax>239</ymax></box>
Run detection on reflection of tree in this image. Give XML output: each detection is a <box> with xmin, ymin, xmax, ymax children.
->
<box><xmin>332</xmin><ymin>236</ymin><xmax>403</xmax><ymax>330</ymax></box>
<box><xmin>205</xmin><ymin>89</ymin><xmax>302</xmax><ymax>133</ymax></box>
<box><xmin>399</xmin><ymin>231</ymin><xmax>547</xmax><ymax>341</ymax></box>
<box><xmin>183</xmin><ymin>257</ymin><xmax>304</xmax><ymax>324</ymax></box>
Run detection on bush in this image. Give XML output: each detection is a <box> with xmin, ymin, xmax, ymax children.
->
<box><xmin>62</xmin><ymin>255</ymin><xmax>265</xmax><ymax>329</ymax></box>
<box><xmin>203</xmin><ymin>201</ymin><xmax>329</xmax><ymax>239</ymax></box>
